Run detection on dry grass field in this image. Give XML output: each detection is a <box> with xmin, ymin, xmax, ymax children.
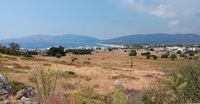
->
<box><xmin>0</xmin><ymin>50</ymin><xmax>181</xmax><ymax>94</ymax></box>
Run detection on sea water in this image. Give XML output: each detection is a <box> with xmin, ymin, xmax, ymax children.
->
<box><xmin>1</xmin><ymin>42</ymin><xmax>105</xmax><ymax>49</ymax></box>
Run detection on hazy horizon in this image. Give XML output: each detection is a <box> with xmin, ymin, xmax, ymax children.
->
<box><xmin>0</xmin><ymin>0</ymin><xmax>200</xmax><ymax>40</ymax></box>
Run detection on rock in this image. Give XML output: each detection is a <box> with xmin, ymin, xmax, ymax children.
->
<box><xmin>0</xmin><ymin>89</ymin><xmax>9</xmax><ymax>100</ymax></box>
<box><xmin>30</xmin><ymin>90</ymin><xmax>38</xmax><ymax>96</ymax></box>
<box><xmin>20</xmin><ymin>96</ymin><xmax>38</xmax><ymax>104</ymax></box>
<box><xmin>45</xmin><ymin>92</ymin><xmax>70</xmax><ymax>104</ymax></box>
<box><xmin>0</xmin><ymin>75</ymin><xmax>6</xmax><ymax>84</ymax></box>
<box><xmin>143</xmin><ymin>74</ymin><xmax>153</xmax><ymax>77</ymax></box>
<box><xmin>3</xmin><ymin>100</ymin><xmax>10</xmax><ymax>104</ymax></box>
<box><xmin>3</xmin><ymin>82</ymin><xmax>14</xmax><ymax>94</ymax></box>
<box><xmin>115</xmin><ymin>80</ymin><xmax>122</xmax><ymax>85</ymax></box>
<box><xmin>15</xmin><ymin>89</ymin><xmax>28</xmax><ymax>100</ymax></box>
<box><xmin>122</xmin><ymin>88</ymin><xmax>142</xmax><ymax>100</ymax></box>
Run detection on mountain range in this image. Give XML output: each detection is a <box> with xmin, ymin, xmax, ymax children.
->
<box><xmin>1</xmin><ymin>33</ymin><xmax>200</xmax><ymax>44</ymax></box>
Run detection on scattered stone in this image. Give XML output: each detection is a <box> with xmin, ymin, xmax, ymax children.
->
<box><xmin>20</xmin><ymin>96</ymin><xmax>38</xmax><ymax>104</ymax></box>
<box><xmin>15</xmin><ymin>89</ymin><xmax>28</xmax><ymax>100</ymax></box>
<box><xmin>122</xmin><ymin>88</ymin><xmax>142</xmax><ymax>100</ymax></box>
<box><xmin>2</xmin><ymin>100</ymin><xmax>10</xmax><ymax>104</ymax></box>
<box><xmin>30</xmin><ymin>90</ymin><xmax>38</xmax><ymax>96</ymax></box>
<box><xmin>45</xmin><ymin>92</ymin><xmax>70</xmax><ymax>104</ymax></box>
<box><xmin>115</xmin><ymin>80</ymin><xmax>122</xmax><ymax>85</ymax></box>
<box><xmin>143</xmin><ymin>74</ymin><xmax>153</xmax><ymax>77</ymax></box>
<box><xmin>0</xmin><ymin>89</ymin><xmax>9</xmax><ymax>100</ymax></box>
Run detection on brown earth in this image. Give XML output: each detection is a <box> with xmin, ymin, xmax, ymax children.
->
<box><xmin>0</xmin><ymin>50</ymin><xmax>180</xmax><ymax>94</ymax></box>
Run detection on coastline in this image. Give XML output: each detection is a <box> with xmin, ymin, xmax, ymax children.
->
<box><xmin>98</xmin><ymin>43</ymin><xmax>125</xmax><ymax>48</ymax></box>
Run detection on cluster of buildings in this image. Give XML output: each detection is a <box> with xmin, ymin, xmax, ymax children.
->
<box><xmin>143</xmin><ymin>44</ymin><xmax>199</xmax><ymax>52</ymax></box>
<box><xmin>10</xmin><ymin>44</ymin><xmax>200</xmax><ymax>53</ymax></box>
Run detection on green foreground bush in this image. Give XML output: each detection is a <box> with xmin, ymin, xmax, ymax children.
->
<box><xmin>142</xmin><ymin>58</ymin><xmax>200</xmax><ymax>103</ymax></box>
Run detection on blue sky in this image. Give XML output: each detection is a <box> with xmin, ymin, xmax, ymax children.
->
<box><xmin>0</xmin><ymin>0</ymin><xmax>200</xmax><ymax>40</ymax></box>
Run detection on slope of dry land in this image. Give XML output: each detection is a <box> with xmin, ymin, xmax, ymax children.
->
<box><xmin>0</xmin><ymin>50</ymin><xmax>180</xmax><ymax>94</ymax></box>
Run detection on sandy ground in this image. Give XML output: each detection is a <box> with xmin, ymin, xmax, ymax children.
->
<box><xmin>0</xmin><ymin>50</ymin><xmax>180</xmax><ymax>94</ymax></box>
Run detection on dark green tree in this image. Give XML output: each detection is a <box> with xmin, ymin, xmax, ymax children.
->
<box><xmin>129</xmin><ymin>50</ymin><xmax>137</xmax><ymax>67</ymax></box>
<box><xmin>161</xmin><ymin>54</ymin><xmax>169</xmax><ymax>58</ymax></box>
<box><xmin>170</xmin><ymin>54</ymin><xmax>177</xmax><ymax>60</ymax></box>
<box><xmin>152</xmin><ymin>55</ymin><xmax>158</xmax><ymax>60</ymax></box>
<box><xmin>47</xmin><ymin>46</ymin><xmax>66</xmax><ymax>56</ymax></box>
<box><xmin>177</xmin><ymin>50</ymin><xmax>182</xmax><ymax>54</ymax></box>
<box><xmin>9</xmin><ymin>42</ymin><xmax>20</xmax><ymax>51</ymax></box>
<box><xmin>56</xmin><ymin>53</ymin><xmax>62</xmax><ymax>58</ymax></box>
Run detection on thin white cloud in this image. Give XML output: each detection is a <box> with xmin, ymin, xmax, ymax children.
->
<box><xmin>168</xmin><ymin>20</ymin><xmax>179</xmax><ymax>26</ymax></box>
<box><xmin>178</xmin><ymin>27</ymin><xmax>195</xmax><ymax>33</ymax></box>
<box><xmin>128</xmin><ymin>17</ymin><xmax>134</xmax><ymax>21</ymax></box>
<box><xmin>119</xmin><ymin>0</ymin><xmax>146</xmax><ymax>12</ymax></box>
<box><xmin>150</xmin><ymin>4</ymin><xmax>177</xmax><ymax>18</ymax></box>
<box><xmin>112</xmin><ymin>19</ymin><xmax>121</xmax><ymax>23</ymax></box>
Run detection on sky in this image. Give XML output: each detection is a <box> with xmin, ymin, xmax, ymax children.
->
<box><xmin>0</xmin><ymin>0</ymin><xmax>200</xmax><ymax>40</ymax></box>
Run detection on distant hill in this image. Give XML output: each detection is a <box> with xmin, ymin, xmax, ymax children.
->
<box><xmin>0</xmin><ymin>34</ymin><xmax>100</xmax><ymax>43</ymax></box>
<box><xmin>1</xmin><ymin>33</ymin><xmax>200</xmax><ymax>44</ymax></box>
<box><xmin>102</xmin><ymin>33</ymin><xmax>200</xmax><ymax>44</ymax></box>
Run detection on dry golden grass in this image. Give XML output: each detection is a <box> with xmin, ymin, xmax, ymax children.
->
<box><xmin>0</xmin><ymin>50</ymin><xmax>181</xmax><ymax>94</ymax></box>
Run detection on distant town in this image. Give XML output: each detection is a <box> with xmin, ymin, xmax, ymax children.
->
<box><xmin>5</xmin><ymin>44</ymin><xmax>200</xmax><ymax>53</ymax></box>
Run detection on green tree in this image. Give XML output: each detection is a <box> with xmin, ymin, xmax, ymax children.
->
<box><xmin>177</xmin><ymin>50</ymin><xmax>182</xmax><ymax>54</ymax></box>
<box><xmin>146</xmin><ymin>55</ymin><xmax>151</xmax><ymax>59</ymax></box>
<box><xmin>170</xmin><ymin>54</ymin><xmax>177</xmax><ymax>60</ymax></box>
<box><xmin>152</xmin><ymin>55</ymin><xmax>158</xmax><ymax>60</ymax></box>
<box><xmin>47</xmin><ymin>46</ymin><xmax>66</xmax><ymax>56</ymax></box>
<box><xmin>56</xmin><ymin>53</ymin><xmax>62</xmax><ymax>58</ymax></box>
<box><xmin>9</xmin><ymin>42</ymin><xmax>20</xmax><ymax>51</ymax></box>
<box><xmin>161</xmin><ymin>53</ymin><xmax>169</xmax><ymax>58</ymax></box>
<box><xmin>129</xmin><ymin>50</ymin><xmax>137</xmax><ymax>67</ymax></box>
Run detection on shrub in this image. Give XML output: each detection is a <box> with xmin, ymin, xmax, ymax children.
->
<box><xmin>31</xmin><ymin>68</ymin><xmax>59</xmax><ymax>97</ymax></box>
<box><xmin>61</xmin><ymin>82</ymin><xmax>77</xmax><ymax>90</ymax></box>
<box><xmin>180</xmin><ymin>53</ymin><xmax>186</xmax><ymax>57</ymax></box>
<box><xmin>79</xmin><ymin>76</ymin><xmax>92</xmax><ymax>81</ymax></box>
<box><xmin>170</xmin><ymin>54</ymin><xmax>177</xmax><ymax>60</ymax></box>
<box><xmin>161</xmin><ymin>53</ymin><xmax>169</xmax><ymax>58</ymax></box>
<box><xmin>59</xmin><ymin>71</ymin><xmax>77</xmax><ymax>78</ymax></box>
<box><xmin>112</xmin><ymin>76</ymin><xmax>119</xmax><ymax>79</ymax></box>
<box><xmin>177</xmin><ymin>50</ymin><xmax>182</xmax><ymax>54</ymax></box>
<box><xmin>69</xmin><ymin>86</ymin><xmax>113</xmax><ymax>104</ymax></box>
<box><xmin>146</xmin><ymin>55</ymin><xmax>151</xmax><ymax>59</ymax></box>
<box><xmin>7</xmin><ymin>79</ymin><xmax>26</xmax><ymax>94</ymax></box>
<box><xmin>141</xmin><ymin>57</ymin><xmax>200</xmax><ymax>103</ymax></box>
<box><xmin>152</xmin><ymin>55</ymin><xmax>158</xmax><ymax>60</ymax></box>
<box><xmin>83</xmin><ymin>61</ymin><xmax>90</xmax><ymax>64</ymax></box>
<box><xmin>23</xmin><ymin>54</ymin><xmax>33</xmax><ymax>58</ymax></box>
<box><xmin>56</xmin><ymin>53</ymin><xmax>62</xmax><ymax>58</ymax></box>
<box><xmin>189</xmin><ymin>52</ymin><xmax>194</xmax><ymax>56</ymax></box>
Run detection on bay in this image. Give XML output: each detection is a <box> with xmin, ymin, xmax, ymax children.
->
<box><xmin>1</xmin><ymin>42</ymin><xmax>105</xmax><ymax>49</ymax></box>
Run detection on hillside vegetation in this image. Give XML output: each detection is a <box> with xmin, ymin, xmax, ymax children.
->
<box><xmin>0</xmin><ymin>49</ymin><xmax>199</xmax><ymax>103</ymax></box>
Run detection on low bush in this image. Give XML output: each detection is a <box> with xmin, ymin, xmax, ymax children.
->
<box><xmin>79</xmin><ymin>76</ymin><xmax>92</xmax><ymax>81</ymax></box>
<box><xmin>141</xmin><ymin>58</ymin><xmax>200</xmax><ymax>103</ymax></box>
<box><xmin>23</xmin><ymin>54</ymin><xmax>33</xmax><ymax>58</ymax></box>
<box><xmin>152</xmin><ymin>55</ymin><xmax>158</xmax><ymax>60</ymax></box>
<box><xmin>61</xmin><ymin>82</ymin><xmax>77</xmax><ymax>90</ymax></box>
<box><xmin>180</xmin><ymin>53</ymin><xmax>186</xmax><ymax>57</ymax></box>
<box><xmin>7</xmin><ymin>79</ymin><xmax>26</xmax><ymax>94</ymax></box>
<box><xmin>59</xmin><ymin>71</ymin><xmax>78</xmax><ymax>78</ymax></box>
<box><xmin>170</xmin><ymin>54</ymin><xmax>177</xmax><ymax>60</ymax></box>
<box><xmin>161</xmin><ymin>53</ymin><xmax>169</xmax><ymax>58</ymax></box>
<box><xmin>56</xmin><ymin>53</ymin><xmax>62</xmax><ymax>58</ymax></box>
<box><xmin>83</xmin><ymin>61</ymin><xmax>90</xmax><ymax>64</ymax></box>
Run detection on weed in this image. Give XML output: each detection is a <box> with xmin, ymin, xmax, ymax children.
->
<box><xmin>79</xmin><ymin>76</ymin><xmax>92</xmax><ymax>81</ymax></box>
<box><xmin>31</xmin><ymin>68</ymin><xmax>59</xmax><ymax>97</ymax></box>
<box><xmin>141</xmin><ymin>58</ymin><xmax>200</xmax><ymax>103</ymax></box>
<box><xmin>83</xmin><ymin>61</ymin><xmax>91</xmax><ymax>64</ymax></box>
<box><xmin>61</xmin><ymin>82</ymin><xmax>77</xmax><ymax>90</ymax></box>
